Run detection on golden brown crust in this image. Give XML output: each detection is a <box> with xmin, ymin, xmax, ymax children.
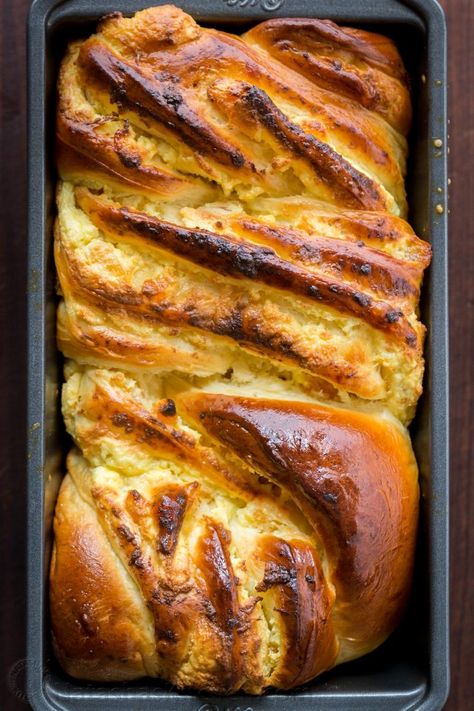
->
<box><xmin>55</xmin><ymin>181</ymin><xmax>427</xmax><ymax>416</ymax></box>
<box><xmin>75</xmin><ymin>188</ymin><xmax>418</xmax><ymax>343</ymax></box>
<box><xmin>51</xmin><ymin>368</ymin><xmax>418</xmax><ymax>689</ymax></box>
<box><xmin>50</xmin><ymin>474</ymin><xmax>155</xmax><ymax>681</ymax></box>
<box><xmin>56</xmin><ymin>118</ymin><xmax>213</xmax><ymax>204</ymax></box>
<box><xmin>179</xmin><ymin>392</ymin><xmax>419</xmax><ymax>659</ymax></box>
<box><xmin>50</xmin><ymin>5</ymin><xmax>427</xmax><ymax>694</ymax></box>
<box><xmin>243</xmin><ymin>18</ymin><xmax>411</xmax><ymax>133</ymax></box>
<box><xmin>255</xmin><ymin>536</ymin><xmax>338</xmax><ymax>687</ymax></box>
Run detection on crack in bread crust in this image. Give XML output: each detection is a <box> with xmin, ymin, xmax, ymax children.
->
<box><xmin>50</xmin><ymin>5</ymin><xmax>426</xmax><ymax>695</ymax></box>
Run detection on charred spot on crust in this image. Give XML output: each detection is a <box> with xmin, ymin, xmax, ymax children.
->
<box><xmin>110</xmin><ymin>411</ymin><xmax>134</xmax><ymax>432</ymax></box>
<box><xmin>158</xmin><ymin>627</ymin><xmax>178</xmax><ymax>643</ymax></box>
<box><xmin>354</xmin><ymin>262</ymin><xmax>372</xmax><ymax>276</ymax></box>
<box><xmin>129</xmin><ymin>548</ymin><xmax>146</xmax><ymax>569</ymax></box>
<box><xmin>154</xmin><ymin>483</ymin><xmax>197</xmax><ymax>556</ymax></box>
<box><xmin>109</xmin><ymin>83</ymin><xmax>127</xmax><ymax>107</ymax></box>
<box><xmin>117</xmin><ymin>524</ymin><xmax>137</xmax><ymax>543</ymax></box>
<box><xmin>130</xmin><ymin>489</ymin><xmax>144</xmax><ymax>503</ymax></box>
<box><xmin>162</xmin><ymin>89</ymin><xmax>183</xmax><ymax>110</ymax></box>
<box><xmin>386</xmin><ymin>309</ymin><xmax>403</xmax><ymax>323</ymax></box>
<box><xmin>216</xmin><ymin>308</ymin><xmax>245</xmax><ymax>342</ymax></box>
<box><xmin>142</xmin><ymin>424</ymin><xmax>164</xmax><ymax>441</ymax></box>
<box><xmin>159</xmin><ymin>399</ymin><xmax>177</xmax><ymax>417</ymax></box>
<box><xmin>154</xmin><ymin>71</ymin><xmax>180</xmax><ymax>84</ymax></box>
<box><xmin>352</xmin><ymin>291</ymin><xmax>372</xmax><ymax>307</ymax></box>
<box><xmin>255</xmin><ymin>561</ymin><xmax>296</xmax><ymax>592</ymax></box>
<box><xmin>117</xmin><ymin>150</ymin><xmax>142</xmax><ymax>169</ymax></box>
<box><xmin>202</xmin><ymin>598</ymin><xmax>217</xmax><ymax>622</ymax></box>
<box><xmin>231</xmin><ymin>151</ymin><xmax>245</xmax><ymax>168</ymax></box>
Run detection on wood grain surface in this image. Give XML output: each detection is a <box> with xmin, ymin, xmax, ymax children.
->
<box><xmin>0</xmin><ymin>0</ymin><xmax>472</xmax><ymax>708</ymax></box>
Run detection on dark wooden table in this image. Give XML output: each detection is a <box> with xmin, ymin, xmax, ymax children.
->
<box><xmin>0</xmin><ymin>1</ymin><xmax>472</xmax><ymax>708</ymax></box>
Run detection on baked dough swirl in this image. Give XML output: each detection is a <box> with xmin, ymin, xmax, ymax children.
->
<box><xmin>50</xmin><ymin>5</ymin><xmax>429</xmax><ymax>693</ymax></box>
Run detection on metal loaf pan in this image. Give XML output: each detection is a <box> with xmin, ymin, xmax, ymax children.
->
<box><xmin>26</xmin><ymin>0</ymin><xmax>449</xmax><ymax>709</ymax></box>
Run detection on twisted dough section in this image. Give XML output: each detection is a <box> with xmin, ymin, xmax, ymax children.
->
<box><xmin>51</xmin><ymin>6</ymin><xmax>426</xmax><ymax>693</ymax></box>
<box><xmin>52</xmin><ymin>365</ymin><xmax>418</xmax><ymax>692</ymax></box>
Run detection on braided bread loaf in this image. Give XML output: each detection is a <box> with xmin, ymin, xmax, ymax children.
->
<box><xmin>51</xmin><ymin>5</ymin><xmax>429</xmax><ymax>693</ymax></box>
